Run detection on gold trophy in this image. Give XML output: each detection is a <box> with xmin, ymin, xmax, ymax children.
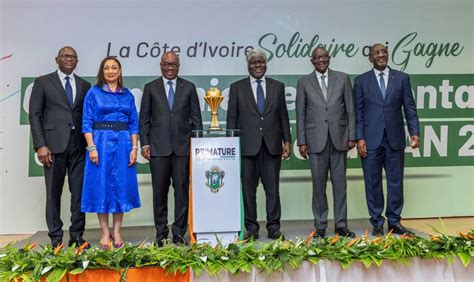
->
<box><xmin>204</xmin><ymin>87</ymin><xmax>224</xmax><ymax>130</ymax></box>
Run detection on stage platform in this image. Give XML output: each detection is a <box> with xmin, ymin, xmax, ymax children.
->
<box><xmin>16</xmin><ymin>219</ymin><xmax>425</xmax><ymax>247</ymax></box>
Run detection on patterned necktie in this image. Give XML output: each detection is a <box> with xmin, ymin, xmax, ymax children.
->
<box><xmin>167</xmin><ymin>80</ymin><xmax>174</xmax><ymax>109</ymax></box>
<box><xmin>65</xmin><ymin>76</ymin><xmax>73</xmax><ymax>106</ymax></box>
<box><xmin>256</xmin><ymin>79</ymin><xmax>265</xmax><ymax>114</ymax></box>
<box><xmin>379</xmin><ymin>72</ymin><xmax>386</xmax><ymax>99</ymax></box>
<box><xmin>320</xmin><ymin>74</ymin><xmax>327</xmax><ymax>100</ymax></box>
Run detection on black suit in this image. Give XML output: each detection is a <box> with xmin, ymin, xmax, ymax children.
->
<box><xmin>226</xmin><ymin>77</ymin><xmax>291</xmax><ymax>234</ymax></box>
<box><xmin>29</xmin><ymin>71</ymin><xmax>90</xmax><ymax>241</ymax></box>
<box><xmin>139</xmin><ymin>77</ymin><xmax>203</xmax><ymax>240</ymax></box>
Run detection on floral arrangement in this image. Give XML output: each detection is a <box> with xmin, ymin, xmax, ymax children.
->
<box><xmin>1</xmin><ymin>229</ymin><xmax>472</xmax><ymax>282</ymax></box>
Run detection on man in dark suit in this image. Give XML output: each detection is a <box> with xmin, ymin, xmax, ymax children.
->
<box><xmin>296</xmin><ymin>47</ymin><xmax>356</xmax><ymax>239</ymax></box>
<box><xmin>354</xmin><ymin>43</ymin><xmax>420</xmax><ymax>236</ymax></box>
<box><xmin>139</xmin><ymin>51</ymin><xmax>203</xmax><ymax>245</ymax></box>
<box><xmin>29</xmin><ymin>46</ymin><xmax>91</xmax><ymax>248</ymax></box>
<box><xmin>226</xmin><ymin>48</ymin><xmax>291</xmax><ymax>240</ymax></box>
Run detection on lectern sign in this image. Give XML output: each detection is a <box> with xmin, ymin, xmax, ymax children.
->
<box><xmin>190</xmin><ymin>137</ymin><xmax>242</xmax><ymax>245</ymax></box>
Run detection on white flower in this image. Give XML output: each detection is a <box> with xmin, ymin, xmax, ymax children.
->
<box><xmin>357</xmin><ymin>242</ymin><xmax>367</xmax><ymax>247</ymax></box>
<box><xmin>308</xmin><ymin>250</ymin><xmax>316</xmax><ymax>256</ymax></box>
<box><xmin>466</xmin><ymin>241</ymin><xmax>471</xmax><ymax>246</ymax></box>
<box><xmin>259</xmin><ymin>255</ymin><xmax>266</xmax><ymax>261</ymax></box>
<box><xmin>221</xmin><ymin>256</ymin><xmax>229</xmax><ymax>261</ymax></box>
<box><xmin>82</xmin><ymin>260</ymin><xmax>89</xmax><ymax>269</ymax></box>
<box><xmin>200</xmin><ymin>256</ymin><xmax>207</xmax><ymax>263</ymax></box>
<box><xmin>41</xmin><ymin>266</ymin><xmax>52</xmax><ymax>275</ymax></box>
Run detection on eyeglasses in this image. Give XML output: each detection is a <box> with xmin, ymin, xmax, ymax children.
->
<box><xmin>371</xmin><ymin>49</ymin><xmax>388</xmax><ymax>56</ymax></box>
<box><xmin>312</xmin><ymin>55</ymin><xmax>329</xmax><ymax>61</ymax></box>
<box><xmin>161</xmin><ymin>63</ymin><xmax>179</xmax><ymax>69</ymax></box>
<box><xmin>59</xmin><ymin>54</ymin><xmax>78</xmax><ymax>60</ymax></box>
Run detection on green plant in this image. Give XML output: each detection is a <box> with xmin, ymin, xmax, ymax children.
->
<box><xmin>1</xmin><ymin>230</ymin><xmax>472</xmax><ymax>282</ymax></box>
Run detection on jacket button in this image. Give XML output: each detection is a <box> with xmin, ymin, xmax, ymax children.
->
<box><xmin>260</xmin><ymin>117</ymin><xmax>264</xmax><ymax>120</ymax></box>
<box><xmin>259</xmin><ymin>127</ymin><xmax>262</xmax><ymax>131</ymax></box>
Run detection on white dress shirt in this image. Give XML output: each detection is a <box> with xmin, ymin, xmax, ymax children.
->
<box><xmin>373</xmin><ymin>67</ymin><xmax>389</xmax><ymax>90</ymax></box>
<box><xmin>162</xmin><ymin>77</ymin><xmax>177</xmax><ymax>98</ymax></box>
<box><xmin>315</xmin><ymin>69</ymin><xmax>329</xmax><ymax>88</ymax></box>
<box><xmin>57</xmin><ymin>69</ymin><xmax>77</xmax><ymax>102</ymax></box>
<box><xmin>250</xmin><ymin>75</ymin><xmax>266</xmax><ymax>102</ymax></box>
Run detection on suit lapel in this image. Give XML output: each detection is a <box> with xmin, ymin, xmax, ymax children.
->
<box><xmin>157</xmin><ymin>77</ymin><xmax>171</xmax><ymax>111</ymax></box>
<box><xmin>244</xmin><ymin>77</ymin><xmax>260</xmax><ymax>114</ymax></box>
<box><xmin>368</xmin><ymin>72</ymin><xmax>384</xmax><ymax>103</ymax></box>
<box><xmin>308</xmin><ymin>72</ymin><xmax>326</xmax><ymax>103</ymax></box>
<box><xmin>263</xmin><ymin>78</ymin><xmax>274</xmax><ymax>115</ymax></box>
<box><xmin>172</xmin><ymin>78</ymin><xmax>184</xmax><ymax>112</ymax></box>
<box><xmin>326</xmin><ymin>69</ymin><xmax>336</xmax><ymax>103</ymax></box>
<box><xmin>49</xmin><ymin>72</ymin><xmax>71</xmax><ymax>108</ymax></box>
<box><xmin>73</xmin><ymin>75</ymin><xmax>83</xmax><ymax>109</ymax></box>
<box><xmin>385</xmin><ymin>70</ymin><xmax>397</xmax><ymax>102</ymax></box>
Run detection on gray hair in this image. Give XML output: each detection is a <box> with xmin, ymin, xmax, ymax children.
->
<box><xmin>246</xmin><ymin>48</ymin><xmax>267</xmax><ymax>63</ymax></box>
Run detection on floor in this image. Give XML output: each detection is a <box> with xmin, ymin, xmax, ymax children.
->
<box><xmin>1</xmin><ymin>217</ymin><xmax>472</xmax><ymax>248</ymax></box>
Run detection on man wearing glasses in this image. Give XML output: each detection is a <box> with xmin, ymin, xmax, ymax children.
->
<box><xmin>139</xmin><ymin>51</ymin><xmax>203</xmax><ymax>246</ymax></box>
<box><xmin>29</xmin><ymin>46</ymin><xmax>91</xmax><ymax>248</ymax></box>
<box><xmin>296</xmin><ymin>47</ymin><xmax>356</xmax><ymax>239</ymax></box>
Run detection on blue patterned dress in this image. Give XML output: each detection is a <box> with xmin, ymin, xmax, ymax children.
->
<box><xmin>81</xmin><ymin>85</ymin><xmax>141</xmax><ymax>213</ymax></box>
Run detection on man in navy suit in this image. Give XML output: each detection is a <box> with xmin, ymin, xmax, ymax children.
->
<box><xmin>354</xmin><ymin>43</ymin><xmax>420</xmax><ymax>236</ymax></box>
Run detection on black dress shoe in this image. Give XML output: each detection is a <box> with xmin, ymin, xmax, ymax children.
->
<box><xmin>313</xmin><ymin>229</ymin><xmax>326</xmax><ymax>239</ymax></box>
<box><xmin>267</xmin><ymin>230</ymin><xmax>285</xmax><ymax>240</ymax></box>
<box><xmin>156</xmin><ymin>235</ymin><xmax>167</xmax><ymax>247</ymax></box>
<box><xmin>68</xmin><ymin>237</ymin><xmax>90</xmax><ymax>249</ymax></box>
<box><xmin>244</xmin><ymin>231</ymin><xmax>259</xmax><ymax>240</ymax></box>
<box><xmin>372</xmin><ymin>226</ymin><xmax>384</xmax><ymax>236</ymax></box>
<box><xmin>172</xmin><ymin>236</ymin><xmax>188</xmax><ymax>245</ymax></box>
<box><xmin>335</xmin><ymin>227</ymin><xmax>356</xmax><ymax>238</ymax></box>
<box><xmin>388</xmin><ymin>224</ymin><xmax>414</xmax><ymax>235</ymax></box>
<box><xmin>51</xmin><ymin>239</ymin><xmax>63</xmax><ymax>248</ymax></box>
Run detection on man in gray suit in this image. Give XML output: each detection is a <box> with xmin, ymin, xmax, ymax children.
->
<box><xmin>29</xmin><ymin>46</ymin><xmax>91</xmax><ymax>248</ymax></box>
<box><xmin>139</xmin><ymin>51</ymin><xmax>203</xmax><ymax>246</ymax></box>
<box><xmin>296</xmin><ymin>47</ymin><xmax>356</xmax><ymax>238</ymax></box>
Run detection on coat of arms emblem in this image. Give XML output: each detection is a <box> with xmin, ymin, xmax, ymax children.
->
<box><xmin>205</xmin><ymin>165</ymin><xmax>225</xmax><ymax>193</ymax></box>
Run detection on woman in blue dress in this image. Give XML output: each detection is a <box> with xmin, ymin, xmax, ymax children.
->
<box><xmin>82</xmin><ymin>57</ymin><xmax>141</xmax><ymax>248</ymax></box>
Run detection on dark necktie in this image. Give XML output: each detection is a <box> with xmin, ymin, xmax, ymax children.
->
<box><xmin>256</xmin><ymin>79</ymin><xmax>265</xmax><ymax>114</ymax></box>
<box><xmin>379</xmin><ymin>72</ymin><xmax>386</xmax><ymax>99</ymax></box>
<box><xmin>167</xmin><ymin>80</ymin><xmax>174</xmax><ymax>109</ymax></box>
<box><xmin>65</xmin><ymin>76</ymin><xmax>73</xmax><ymax>106</ymax></box>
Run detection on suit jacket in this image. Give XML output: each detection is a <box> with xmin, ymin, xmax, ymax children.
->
<box><xmin>226</xmin><ymin>77</ymin><xmax>291</xmax><ymax>156</ymax></box>
<box><xmin>354</xmin><ymin>68</ymin><xmax>419</xmax><ymax>150</ymax></box>
<box><xmin>139</xmin><ymin>77</ymin><xmax>203</xmax><ymax>157</ymax></box>
<box><xmin>296</xmin><ymin>69</ymin><xmax>355</xmax><ymax>153</ymax></box>
<box><xmin>29</xmin><ymin>71</ymin><xmax>91</xmax><ymax>153</ymax></box>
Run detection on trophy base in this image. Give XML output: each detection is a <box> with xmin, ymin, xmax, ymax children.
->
<box><xmin>208</xmin><ymin>126</ymin><xmax>222</xmax><ymax>131</ymax></box>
